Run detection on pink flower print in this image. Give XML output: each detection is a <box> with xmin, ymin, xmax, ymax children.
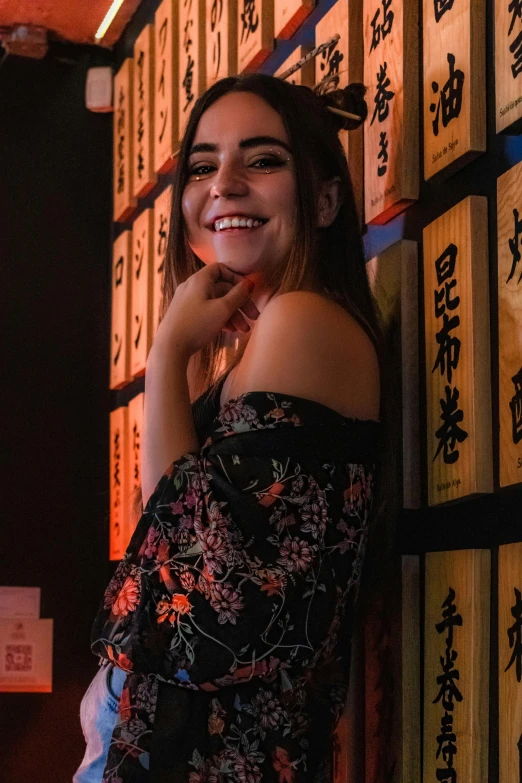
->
<box><xmin>170</xmin><ymin>500</ymin><xmax>184</xmax><ymax>515</ymax></box>
<box><xmin>232</xmin><ymin>752</ymin><xmax>263</xmax><ymax>783</ymax></box>
<box><xmin>200</xmin><ymin>530</ymin><xmax>229</xmax><ymax>575</ymax></box>
<box><xmin>251</xmin><ymin>689</ymin><xmax>284</xmax><ymax>730</ymax></box>
<box><xmin>219</xmin><ymin>399</ymin><xmax>259</xmax><ymax>426</ymax></box>
<box><xmin>277</xmin><ymin>537</ymin><xmax>315</xmax><ymax>574</ymax></box>
<box><xmin>179</xmin><ymin>514</ymin><xmax>194</xmax><ymax>529</ymax></box>
<box><xmin>144</xmin><ymin>526</ymin><xmax>160</xmax><ymax>558</ymax></box>
<box><xmin>179</xmin><ymin>567</ymin><xmax>196</xmax><ymax>592</ymax></box>
<box><xmin>184</xmin><ymin>487</ymin><xmax>198</xmax><ymax>509</ymax></box>
<box><xmin>300</xmin><ymin>494</ymin><xmax>328</xmax><ymax>539</ymax></box>
<box><xmin>111</xmin><ymin>574</ymin><xmax>141</xmax><ymax>617</ymax></box>
<box><xmin>268</xmin><ymin>406</ymin><xmax>286</xmax><ymax>421</ymax></box>
<box><xmin>209</xmin><ymin>582</ymin><xmax>244</xmax><ymax>624</ymax></box>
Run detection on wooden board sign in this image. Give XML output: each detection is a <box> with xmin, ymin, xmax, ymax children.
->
<box><xmin>237</xmin><ymin>0</ymin><xmax>274</xmax><ymax>73</ymax></box>
<box><xmin>367</xmin><ymin>240</ymin><xmax>420</xmax><ymax>509</ymax></box>
<box><xmin>274</xmin><ymin>45</ymin><xmax>314</xmax><ymax>86</ymax></box>
<box><xmin>423</xmin><ymin>196</ymin><xmax>493</xmax><ymax>506</ymax></box>
<box><xmin>179</xmin><ymin>0</ymin><xmax>206</xmax><ymax>139</ymax></box>
<box><xmin>130</xmin><ymin>209</ymin><xmax>154</xmax><ymax>378</ymax></box>
<box><xmin>127</xmin><ymin>392</ymin><xmax>144</xmax><ymax>545</ymax></box>
<box><xmin>315</xmin><ymin>0</ymin><xmax>364</xmax><ymax>225</ymax></box>
<box><xmin>110</xmin><ymin>230</ymin><xmax>132</xmax><ymax>390</ymax></box>
<box><xmin>363</xmin><ymin>0</ymin><xmax>419</xmax><ymax>224</ymax></box>
<box><xmin>495</xmin><ymin>0</ymin><xmax>522</xmax><ymax>133</ymax></box>
<box><xmin>154</xmin><ymin>0</ymin><xmax>179</xmax><ymax>174</ymax></box>
<box><xmin>110</xmin><ymin>405</ymin><xmax>129</xmax><ymax>561</ymax></box>
<box><xmin>133</xmin><ymin>24</ymin><xmax>157</xmax><ymax>199</ymax></box>
<box><xmin>275</xmin><ymin>0</ymin><xmax>315</xmax><ymax>39</ymax></box>
<box><xmin>424</xmin><ymin>549</ymin><xmax>490</xmax><ymax>783</ymax></box>
<box><xmin>423</xmin><ymin>0</ymin><xmax>486</xmax><ymax>180</ymax></box>
<box><xmin>206</xmin><ymin>0</ymin><xmax>238</xmax><ymax>87</ymax></box>
<box><xmin>499</xmin><ymin>542</ymin><xmax>522</xmax><ymax>783</ymax></box>
<box><xmin>497</xmin><ymin>161</ymin><xmax>522</xmax><ymax>488</ymax></box>
<box><xmin>113</xmin><ymin>59</ymin><xmax>136</xmax><ymax>222</ymax></box>
<box><xmin>153</xmin><ymin>185</ymin><xmax>171</xmax><ymax>338</ymax></box>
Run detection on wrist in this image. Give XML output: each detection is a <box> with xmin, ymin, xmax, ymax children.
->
<box><xmin>147</xmin><ymin>337</ymin><xmax>191</xmax><ymax>370</ymax></box>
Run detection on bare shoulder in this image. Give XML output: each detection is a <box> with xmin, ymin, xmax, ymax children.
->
<box><xmin>224</xmin><ymin>290</ymin><xmax>381</xmax><ymax>421</ymax></box>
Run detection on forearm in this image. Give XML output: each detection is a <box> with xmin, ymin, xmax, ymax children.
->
<box><xmin>142</xmin><ymin>341</ymin><xmax>199</xmax><ymax>508</ymax></box>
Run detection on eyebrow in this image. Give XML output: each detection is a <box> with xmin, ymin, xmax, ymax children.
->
<box><xmin>189</xmin><ymin>135</ymin><xmax>292</xmax><ymax>156</ymax></box>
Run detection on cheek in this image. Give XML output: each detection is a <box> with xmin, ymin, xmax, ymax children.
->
<box><xmin>181</xmin><ymin>189</ymin><xmax>201</xmax><ymax>240</ymax></box>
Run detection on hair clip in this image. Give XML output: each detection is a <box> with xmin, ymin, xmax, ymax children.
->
<box><xmin>277</xmin><ymin>34</ymin><xmax>362</xmax><ymax>124</ymax></box>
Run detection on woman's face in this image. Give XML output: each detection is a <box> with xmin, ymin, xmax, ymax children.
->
<box><xmin>182</xmin><ymin>91</ymin><xmax>298</xmax><ymax>286</ymax></box>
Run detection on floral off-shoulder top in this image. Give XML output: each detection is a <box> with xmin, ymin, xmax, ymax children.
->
<box><xmin>91</xmin><ymin>378</ymin><xmax>384</xmax><ymax>783</ymax></box>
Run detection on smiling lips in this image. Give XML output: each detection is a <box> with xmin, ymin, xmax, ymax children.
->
<box><xmin>213</xmin><ymin>216</ymin><xmax>268</xmax><ymax>232</ymax></box>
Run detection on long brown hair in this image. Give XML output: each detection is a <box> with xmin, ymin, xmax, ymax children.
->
<box><xmin>133</xmin><ymin>74</ymin><xmax>399</xmax><ymax>584</ymax></box>
<box><xmin>164</xmin><ymin>73</ymin><xmax>385</xmax><ymax>402</ymax></box>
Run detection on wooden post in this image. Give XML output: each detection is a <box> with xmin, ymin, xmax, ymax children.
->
<box><xmin>154</xmin><ymin>0</ymin><xmax>179</xmax><ymax>174</ymax></box>
<box><xmin>110</xmin><ymin>231</ymin><xmax>132</xmax><ymax>390</ymax></box>
<box><xmin>206</xmin><ymin>0</ymin><xmax>238</xmax><ymax>87</ymax></box>
<box><xmin>367</xmin><ymin>240</ymin><xmax>421</xmax><ymax>510</ymax></box>
<box><xmin>133</xmin><ymin>24</ymin><xmax>157</xmax><ymax>199</ymax></box>
<box><xmin>423</xmin><ymin>196</ymin><xmax>493</xmax><ymax>505</ymax></box>
<box><xmin>363</xmin><ymin>0</ymin><xmax>419</xmax><ymax>224</ymax></box>
<box><xmin>423</xmin><ymin>0</ymin><xmax>486</xmax><ymax>180</ymax></box>
<box><xmin>237</xmin><ymin>0</ymin><xmax>274</xmax><ymax>73</ymax></box>
<box><xmin>130</xmin><ymin>209</ymin><xmax>154</xmax><ymax>378</ymax></box>
<box><xmin>424</xmin><ymin>549</ymin><xmax>490</xmax><ymax>783</ymax></box>
<box><xmin>315</xmin><ymin>0</ymin><xmax>364</xmax><ymax>226</ymax></box>
<box><xmin>497</xmin><ymin>161</ymin><xmax>522</xmax><ymax>488</ymax></box>
<box><xmin>113</xmin><ymin>59</ymin><xmax>136</xmax><ymax>222</ymax></box>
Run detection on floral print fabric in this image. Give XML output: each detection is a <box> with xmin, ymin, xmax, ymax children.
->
<box><xmin>91</xmin><ymin>390</ymin><xmax>383</xmax><ymax>782</ymax></box>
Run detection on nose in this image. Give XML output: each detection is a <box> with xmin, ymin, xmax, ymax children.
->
<box><xmin>210</xmin><ymin>158</ymin><xmax>249</xmax><ymax>199</ymax></box>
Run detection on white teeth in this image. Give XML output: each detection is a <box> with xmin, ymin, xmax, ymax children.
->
<box><xmin>214</xmin><ymin>216</ymin><xmax>266</xmax><ymax>231</ymax></box>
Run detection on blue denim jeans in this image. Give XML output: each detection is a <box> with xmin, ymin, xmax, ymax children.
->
<box><xmin>73</xmin><ymin>661</ymin><xmax>127</xmax><ymax>783</ymax></box>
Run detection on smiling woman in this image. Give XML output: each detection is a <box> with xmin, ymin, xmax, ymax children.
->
<box><xmin>78</xmin><ymin>73</ymin><xmax>394</xmax><ymax>783</ymax></box>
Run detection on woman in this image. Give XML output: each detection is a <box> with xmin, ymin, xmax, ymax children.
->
<box><xmin>76</xmin><ymin>73</ymin><xmax>387</xmax><ymax>783</ymax></box>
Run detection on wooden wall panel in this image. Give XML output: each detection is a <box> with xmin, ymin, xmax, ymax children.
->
<box><xmin>363</xmin><ymin>0</ymin><xmax>419</xmax><ymax>224</ymax></box>
<box><xmin>423</xmin><ymin>0</ymin><xmax>486</xmax><ymax>180</ymax></box>
<box><xmin>113</xmin><ymin>59</ymin><xmax>136</xmax><ymax>222</ymax></box>
<box><xmin>499</xmin><ymin>542</ymin><xmax>522</xmax><ymax>783</ymax></box>
<box><xmin>206</xmin><ymin>0</ymin><xmax>238</xmax><ymax>87</ymax></box>
<box><xmin>315</xmin><ymin>0</ymin><xmax>364</xmax><ymax>225</ymax></box>
<box><xmin>496</xmin><ymin>0</ymin><xmax>522</xmax><ymax>133</ymax></box>
<box><xmin>126</xmin><ymin>393</ymin><xmax>144</xmax><ymax>546</ymax></box>
<box><xmin>133</xmin><ymin>24</ymin><xmax>157</xmax><ymax>199</ymax></box>
<box><xmin>237</xmin><ymin>0</ymin><xmax>274</xmax><ymax>73</ymax></box>
<box><xmin>154</xmin><ymin>0</ymin><xmax>179</xmax><ymax>174</ymax></box>
<box><xmin>179</xmin><ymin>0</ymin><xmax>206</xmax><ymax>139</ymax></box>
<box><xmin>130</xmin><ymin>209</ymin><xmax>154</xmax><ymax>378</ymax></box>
<box><xmin>275</xmin><ymin>0</ymin><xmax>315</xmax><ymax>39</ymax></box>
<box><xmin>424</xmin><ymin>549</ymin><xmax>490</xmax><ymax>783</ymax></box>
<box><xmin>497</xmin><ymin>161</ymin><xmax>522</xmax><ymax>488</ymax></box>
<box><xmin>423</xmin><ymin>196</ymin><xmax>493</xmax><ymax>505</ymax></box>
<box><xmin>152</xmin><ymin>185</ymin><xmax>172</xmax><ymax>338</ymax></box>
<box><xmin>110</xmin><ymin>405</ymin><xmax>129</xmax><ymax>561</ymax></box>
<box><xmin>110</xmin><ymin>231</ymin><xmax>132</xmax><ymax>390</ymax></box>
<box><xmin>367</xmin><ymin>240</ymin><xmax>421</xmax><ymax>509</ymax></box>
